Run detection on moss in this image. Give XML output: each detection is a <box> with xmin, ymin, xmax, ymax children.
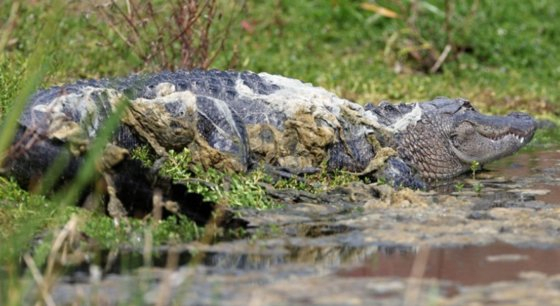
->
<box><xmin>83</xmin><ymin>214</ymin><xmax>202</xmax><ymax>249</ymax></box>
<box><xmin>130</xmin><ymin>145</ymin><xmax>157</xmax><ymax>168</ymax></box>
<box><xmin>273</xmin><ymin>160</ymin><xmax>360</xmax><ymax>194</ymax></box>
<box><xmin>159</xmin><ymin>148</ymin><xmax>278</xmax><ymax>209</ymax></box>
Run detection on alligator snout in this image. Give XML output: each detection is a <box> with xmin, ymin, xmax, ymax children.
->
<box><xmin>506</xmin><ymin>111</ymin><xmax>537</xmax><ymax>137</ymax></box>
<box><xmin>507</xmin><ymin>111</ymin><xmax>535</xmax><ymax>121</ymax></box>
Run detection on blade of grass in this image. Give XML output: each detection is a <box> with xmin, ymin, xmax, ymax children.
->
<box><xmin>0</xmin><ymin>2</ymin><xmax>19</xmax><ymax>53</ymax></box>
<box><xmin>23</xmin><ymin>254</ymin><xmax>56</xmax><ymax>306</ymax></box>
<box><xmin>32</xmin><ymin>149</ymin><xmax>71</xmax><ymax>195</ymax></box>
<box><xmin>0</xmin><ymin>1</ymin><xmax>63</xmax><ymax>164</ymax></box>
<box><xmin>1</xmin><ymin>89</ymin><xmax>130</xmax><ymax>306</ymax></box>
<box><xmin>0</xmin><ymin>0</ymin><xmax>64</xmax><ymax>258</ymax></box>
<box><xmin>0</xmin><ymin>3</ymin><xmax>132</xmax><ymax>305</ymax></box>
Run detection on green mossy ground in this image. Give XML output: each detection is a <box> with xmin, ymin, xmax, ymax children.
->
<box><xmin>0</xmin><ymin>2</ymin><xmax>559</xmax><ymax>300</ymax></box>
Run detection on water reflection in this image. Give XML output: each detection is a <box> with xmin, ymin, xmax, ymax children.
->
<box><xmin>338</xmin><ymin>242</ymin><xmax>560</xmax><ymax>285</ymax></box>
<box><xmin>68</xmin><ymin>241</ymin><xmax>560</xmax><ymax>287</ymax></box>
<box><xmin>487</xmin><ymin>149</ymin><xmax>560</xmax><ymax>204</ymax></box>
<box><xmin>64</xmin><ymin>243</ymin><xmax>413</xmax><ymax>282</ymax></box>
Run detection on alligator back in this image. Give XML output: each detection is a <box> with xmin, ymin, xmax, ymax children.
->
<box><xmin>18</xmin><ymin>70</ymin><xmax>384</xmax><ymax>174</ymax></box>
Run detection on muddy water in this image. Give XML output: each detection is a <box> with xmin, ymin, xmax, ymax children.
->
<box><xmin>50</xmin><ymin>148</ymin><xmax>560</xmax><ymax>306</ymax></box>
<box><xmin>338</xmin><ymin>242</ymin><xmax>560</xmax><ymax>285</ymax></box>
<box><xmin>488</xmin><ymin>149</ymin><xmax>560</xmax><ymax>204</ymax></box>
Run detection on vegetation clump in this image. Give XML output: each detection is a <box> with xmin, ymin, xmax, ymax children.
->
<box><xmin>157</xmin><ymin>148</ymin><xmax>278</xmax><ymax>210</ymax></box>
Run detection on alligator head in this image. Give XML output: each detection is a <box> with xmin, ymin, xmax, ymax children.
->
<box><xmin>371</xmin><ymin>98</ymin><xmax>537</xmax><ymax>180</ymax></box>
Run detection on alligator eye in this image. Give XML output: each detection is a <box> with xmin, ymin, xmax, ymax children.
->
<box><xmin>461</xmin><ymin>100</ymin><xmax>476</xmax><ymax>111</ymax></box>
<box><xmin>450</xmin><ymin>134</ymin><xmax>460</xmax><ymax>146</ymax></box>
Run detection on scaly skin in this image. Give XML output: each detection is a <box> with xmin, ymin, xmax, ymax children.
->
<box><xmin>2</xmin><ymin>70</ymin><xmax>537</xmax><ymax>218</ymax></box>
<box><xmin>368</xmin><ymin>98</ymin><xmax>536</xmax><ymax>180</ymax></box>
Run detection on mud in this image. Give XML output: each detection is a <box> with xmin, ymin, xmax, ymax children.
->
<box><xmin>48</xmin><ymin>148</ymin><xmax>560</xmax><ymax>305</ymax></box>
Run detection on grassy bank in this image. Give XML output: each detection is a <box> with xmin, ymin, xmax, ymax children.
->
<box><xmin>1</xmin><ymin>0</ymin><xmax>559</xmax><ymax>304</ymax></box>
<box><xmin>3</xmin><ymin>1</ymin><xmax>559</xmax><ymax>106</ymax></box>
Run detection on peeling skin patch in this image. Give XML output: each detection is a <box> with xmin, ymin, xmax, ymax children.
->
<box><xmin>246</xmin><ymin>124</ymin><xmax>284</xmax><ymax>164</ymax></box>
<box><xmin>253</xmin><ymin>73</ymin><xmax>374</xmax><ymax>127</ymax></box>
<box><xmin>27</xmin><ymin>86</ymin><xmax>125</xmax><ymax>157</ymax></box>
<box><xmin>197</xmin><ymin>95</ymin><xmax>245</xmax><ymax>153</ymax></box>
<box><xmin>123</xmin><ymin>91</ymin><xmax>246</xmax><ymax>171</ymax></box>
<box><xmin>153</xmin><ymin>82</ymin><xmax>176</xmax><ymax>97</ymax></box>
<box><xmin>235</xmin><ymin>73</ymin><xmax>388</xmax><ymax>172</ymax></box>
<box><xmin>31</xmin><ymin>86</ymin><xmax>122</xmax><ymax>140</ymax></box>
<box><xmin>126</xmin><ymin>90</ymin><xmax>247</xmax><ymax>172</ymax></box>
<box><xmin>239</xmin><ymin>73</ymin><xmax>382</xmax><ymax>130</ymax></box>
<box><xmin>125</xmin><ymin>91</ymin><xmax>198</xmax><ymax>155</ymax></box>
<box><xmin>387</xmin><ymin>103</ymin><xmax>422</xmax><ymax>132</ymax></box>
<box><xmin>353</xmin><ymin>147</ymin><xmax>396</xmax><ymax>176</ymax></box>
<box><xmin>246</xmin><ymin>111</ymin><xmax>336</xmax><ymax>169</ymax></box>
<box><xmin>234</xmin><ymin>79</ymin><xmax>256</xmax><ymax>97</ymax></box>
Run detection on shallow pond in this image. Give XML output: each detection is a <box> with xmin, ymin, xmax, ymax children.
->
<box><xmin>488</xmin><ymin>148</ymin><xmax>560</xmax><ymax>203</ymax></box>
<box><xmin>51</xmin><ymin>147</ymin><xmax>560</xmax><ymax>305</ymax></box>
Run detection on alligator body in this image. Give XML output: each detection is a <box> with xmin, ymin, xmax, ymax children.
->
<box><xmin>3</xmin><ymin>70</ymin><xmax>536</xmax><ymax>218</ymax></box>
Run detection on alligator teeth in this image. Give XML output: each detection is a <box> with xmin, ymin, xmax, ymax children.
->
<box><xmin>512</xmin><ymin>134</ymin><xmax>524</xmax><ymax>144</ymax></box>
<box><xmin>499</xmin><ymin>133</ymin><xmax>525</xmax><ymax>144</ymax></box>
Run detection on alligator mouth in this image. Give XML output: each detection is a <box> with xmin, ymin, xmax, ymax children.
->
<box><xmin>468</xmin><ymin>112</ymin><xmax>536</xmax><ymax>147</ymax></box>
<box><xmin>484</xmin><ymin>131</ymin><xmax>529</xmax><ymax>145</ymax></box>
<box><xmin>450</xmin><ymin>114</ymin><xmax>536</xmax><ymax>165</ymax></box>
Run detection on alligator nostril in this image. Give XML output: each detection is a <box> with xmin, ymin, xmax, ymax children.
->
<box><xmin>507</xmin><ymin>112</ymin><xmax>531</xmax><ymax>118</ymax></box>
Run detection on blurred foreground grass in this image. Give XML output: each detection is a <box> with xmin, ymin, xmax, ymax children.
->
<box><xmin>0</xmin><ymin>1</ymin><xmax>559</xmax><ymax>304</ymax></box>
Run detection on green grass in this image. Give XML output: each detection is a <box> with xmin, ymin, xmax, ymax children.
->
<box><xmin>2</xmin><ymin>1</ymin><xmax>559</xmax><ymax>107</ymax></box>
<box><xmin>4</xmin><ymin>1</ymin><xmax>560</xmax><ymax>106</ymax></box>
<box><xmin>1</xmin><ymin>0</ymin><xmax>560</xmax><ymax>304</ymax></box>
<box><xmin>234</xmin><ymin>1</ymin><xmax>560</xmax><ymax>107</ymax></box>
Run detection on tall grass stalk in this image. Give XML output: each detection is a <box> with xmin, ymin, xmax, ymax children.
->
<box><xmin>0</xmin><ymin>0</ymin><xmax>64</xmax><ymax>258</ymax></box>
<box><xmin>0</xmin><ymin>1</ymin><xmax>61</xmax><ymax>162</ymax></box>
<box><xmin>0</xmin><ymin>2</ymin><xmax>19</xmax><ymax>53</ymax></box>
<box><xmin>0</xmin><ymin>2</ymin><xmax>131</xmax><ymax>305</ymax></box>
<box><xmin>52</xmin><ymin>97</ymin><xmax>130</xmax><ymax>207</ymax></box>
<box><xmin>0</xmin><ymin>1</ymin><xmax>66</xmax><ymax>304</ymax></box>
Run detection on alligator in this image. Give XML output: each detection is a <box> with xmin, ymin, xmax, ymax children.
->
<box><xmin>2</xmin><ymin>70</ymin><xmax>536</xmax><ymax>221</ymax></box>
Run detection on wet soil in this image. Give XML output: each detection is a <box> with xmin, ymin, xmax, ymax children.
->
<box><xmin>50</xmin><ymin>148</ymin><xmax>560</xmax><ymax>305</ymax></box>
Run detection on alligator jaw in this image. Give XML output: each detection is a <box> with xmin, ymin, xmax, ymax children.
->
<box><xmin>450</xmin><ymin>112</ymin><xmax>536</xmax><ymax>165</ymax></box>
